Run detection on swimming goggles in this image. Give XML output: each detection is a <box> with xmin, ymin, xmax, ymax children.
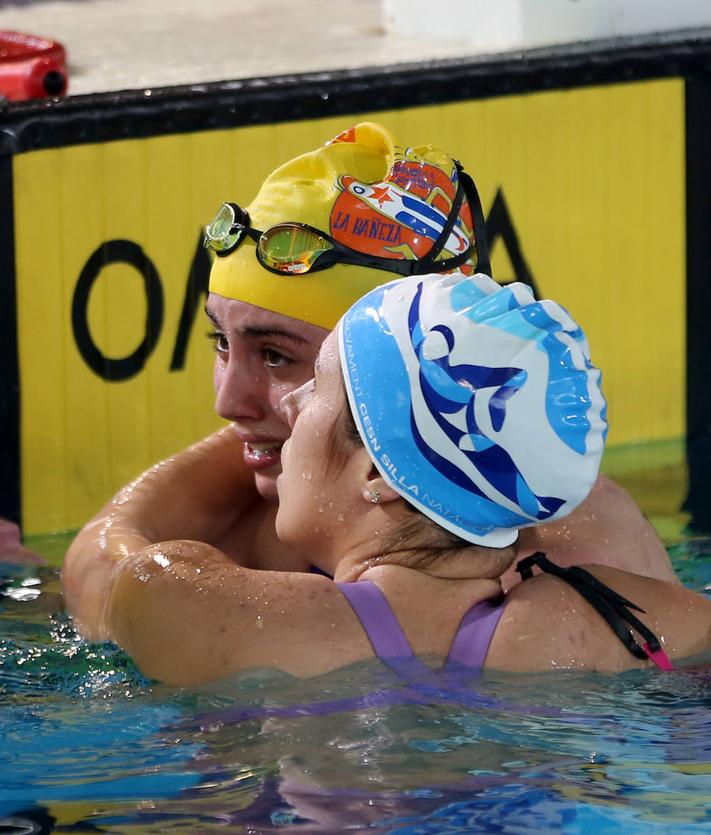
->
<box><xmin>203</xmin><ymin>163</ymin><xmax>491</xmax><ymax>278</ymax></box>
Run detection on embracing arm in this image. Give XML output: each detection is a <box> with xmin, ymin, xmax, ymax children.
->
<box><xmin>506</xmin><ymin>475</ymin><xmax>677</xmax><ymax>589</ymax></box>
<box><xmin>102</xmin><ymin>541</ymin><xmax>370</xmax><ymax>684</ymax></box>
<box><xmin>62</xmin><ymin>427</ymin><xmax>310</xmax><ymax>640</ymax></box>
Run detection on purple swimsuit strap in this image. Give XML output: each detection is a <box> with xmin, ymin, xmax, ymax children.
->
<box><xmin>337</xmin><ymin>581</ymin><xmax>507</xmax><ymax>672</ymax></box>
<box><xmin>337</xmin><ymin>580</ymin><xmax>414</xmax><ymax>660</ymax></box>
<box><xmin>446</xmin><ymin>596</ymin><xmax>507</xmax><ymax>670</ymax></box>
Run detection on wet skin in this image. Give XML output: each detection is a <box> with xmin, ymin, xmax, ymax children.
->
<box><xmin>206</xmin><ymin>294</ymin><xmax>328</xmax><ymax>503</ymax></box>
<box><xmin>276</xmin><ymin>335</ymin><xmax>366</xmax><ymax>568</ymax></box>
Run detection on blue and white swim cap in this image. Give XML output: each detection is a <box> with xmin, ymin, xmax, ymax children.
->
<box><xmin>339</xmin><ymin>272</ymin><xmax>608</xmax><ymax>547</ymax></box>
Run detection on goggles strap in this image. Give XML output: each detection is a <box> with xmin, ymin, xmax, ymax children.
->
<box><xmin>425</xmin><ymin>165</ymin><xmax>467</xmax><ymax>265</ymax></box>
<box><xmin>229</xmin><ymin>202</ymin><xmax>251</xmax><ymax>230</ymax></box>
<box><xmin>411</xmin><ymin>243</ymin><xmax>475</xmax><ymax>276</ymax></box>
<box><xmin>414</xmin><ymin>163</ymin><xmax>492</xmax><ymax>279</ymax></box>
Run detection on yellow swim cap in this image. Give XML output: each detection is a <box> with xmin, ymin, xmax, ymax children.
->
<box><xmin>208</xmin><ymin>122</ymin><xmax>483</xmax><ymax>329</ymax></box>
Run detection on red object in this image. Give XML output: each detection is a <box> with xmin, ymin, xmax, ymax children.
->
<box><xmin>0</xmin><ymin>31</ymin><xmax>68</xmax><ymax>101</ymax></box>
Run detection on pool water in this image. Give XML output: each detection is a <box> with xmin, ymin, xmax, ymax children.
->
<box><xmin>1</xmin><ymin>447</ymin><xmax>710</xmax><ymax>833</ymax></box>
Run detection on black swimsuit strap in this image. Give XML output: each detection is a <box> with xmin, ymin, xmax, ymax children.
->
<box><xmin>516</xmin><ymin>552</ymin><xmax>662</xmax><ymax>661</ymax></box>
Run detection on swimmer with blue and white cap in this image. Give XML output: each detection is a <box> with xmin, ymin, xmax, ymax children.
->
<box><xmin>104</xmin><ymin>271</ymin><xmax>711</xmax><ymax>682</ymax></box>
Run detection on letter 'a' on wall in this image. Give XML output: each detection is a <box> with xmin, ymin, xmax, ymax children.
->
<box><xmin>3</xmin><ymin>32</ymin><xmax>707</xmax><ymax>537</ymax></box>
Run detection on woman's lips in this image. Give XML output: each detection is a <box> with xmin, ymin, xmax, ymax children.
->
<box><xmin>242</xmin><ymin>441</ymin><xmax>283</xmax><ymax>471</ymax></box>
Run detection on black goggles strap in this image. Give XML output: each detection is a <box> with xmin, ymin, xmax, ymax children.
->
<box><xmin>425</xmin><ymin>163</ymin><xmax>468</xmax><ymax>265</ymax></box>
<box><xmin>228</xmin><ymin>202</ymin><xmax>251</xmax><ymax>229</ymax></box>
<box><xmin>216</xmin><ymin>167</ymin><xmax>492</xmax><ymax>278</ymax></box>
<box><xmin>414</xmin><ymin>163</ymin><xmax>491</xmax><ymax>279</ymax></box>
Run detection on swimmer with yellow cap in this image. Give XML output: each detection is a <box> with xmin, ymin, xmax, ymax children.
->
<box><xmin>202</xmin><ymin>121</ymin><xmax>489</xmax><ymax>508</ymax></box>
<box><xmin>63</xmin><ymin>122</ymin><xmax>676</xmax><ymax>642</ymax></box>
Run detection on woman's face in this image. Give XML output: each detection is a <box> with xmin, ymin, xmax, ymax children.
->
<box><xmin>206</xmin><ymin>293</ymin><xmax>328</xmax><ymax>504</ymax></box>
<box><xmin>276</xmin><ymin>330</ymin><xmax>360</xmax><ymax>559</ymax></box>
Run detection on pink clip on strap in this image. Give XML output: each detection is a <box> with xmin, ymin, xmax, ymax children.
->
<box><xmin>642</xmin><ymin>642</ymin><xmax>674</xmax><ymax>671</ymax></box>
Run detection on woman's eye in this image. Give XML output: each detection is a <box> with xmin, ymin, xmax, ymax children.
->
<box><xmin>207</xmin><ymin>331</ymin><xmax>229</xmax><ymax>354</ymax></box>
<box><xmin>263</xmin><ymin>349</ymin><xmax>293</xmax><ymax>368</ymax></box>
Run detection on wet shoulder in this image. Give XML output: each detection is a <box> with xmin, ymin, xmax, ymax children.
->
<box><xmin>486</xmin><ymin>565</ymin><xmax>711</xmax><ymax>673</ymax></box>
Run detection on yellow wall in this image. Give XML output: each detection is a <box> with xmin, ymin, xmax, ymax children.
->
<box><xmin>13</xmin><ymin>78</ymin><xmax>685</xmax><ymax>534</ymax></box>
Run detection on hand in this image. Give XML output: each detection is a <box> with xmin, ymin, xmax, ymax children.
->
<box><xmin>0</xmin><ymin>518</ymin><xmax>45</xmax><ymax>566</ymax></box>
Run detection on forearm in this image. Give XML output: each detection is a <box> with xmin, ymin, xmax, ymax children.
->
<box><xmin>62</xmin><ymin>519</ymin><xmax>153</xmax><ymax>640</ymax></box>
<box><xmin>101</xmin><ymin>540</ymin><xmax>241</xmax><ymax>670</ymax></box>
<box><xmin>101</xmin><ymin>426</ymin><xmax>257</xmax><ymax>545</ymax></box>
<box><xmin>62</xmin><ymin>427</ymin><xmax>258</xmax><ymax>639</ymax></box>
<box><xmin>103</xmin><ymin>541</ymin><xmax>273</xmax><ymax>684</ymax></box>
<box><xmin>103</xmin><ymin>542</ymin><xmax>342</xmax><ymax>684</ymax></box>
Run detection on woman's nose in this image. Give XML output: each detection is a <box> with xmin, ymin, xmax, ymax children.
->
<box><xmin>279</xmin><ymin>389</ymin><xmax>299</xmax><ymax>430</ymax></box>
<box><xmin>281</xmin><ymin>378</ymin><xmax>314</xmax><ymax>428</ymax></box>
<box><xmin>214</xmin><ymin>357</ymin><xmax>266</xmax><ymax>423</ymax></box>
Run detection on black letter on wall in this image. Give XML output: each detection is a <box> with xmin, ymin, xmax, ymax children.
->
<box><xmin>170</xmin><ymin>233</ymin><xmax>211</xmax><ymax>371</ymax></box>
<box><xmin>72</xmin><ymin>240</ymin><xmax>164</xmax><ymax>381</ymax></box>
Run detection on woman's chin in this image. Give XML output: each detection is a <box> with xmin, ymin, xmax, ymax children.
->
<box><xmin>254</xmin><ymin>471</ymin><xmax>281</xmax><ymax>504</ymax></box>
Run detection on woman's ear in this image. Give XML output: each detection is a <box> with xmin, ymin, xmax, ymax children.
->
<box><xmin>351</xmin><ymin>448</ymin><xmax>399</xmax><ymax>505</ymax></box>
<box><xmin>361</xmin><ymin>474</ymin><xmax>400</xmax><ymax>506</ymax></box>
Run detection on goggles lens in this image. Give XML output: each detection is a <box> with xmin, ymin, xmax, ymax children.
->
<box><xmin>258</xmin><ymin>224</ymin><xmax>335</xmax><ymax>274</ymax></box>
<box><xmin>204</xmin><ymin>203</ymin><xmax>243</xmax><ymax>253</ymax></box>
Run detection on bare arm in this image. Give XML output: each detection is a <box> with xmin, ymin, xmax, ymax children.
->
<box><xmin>102</xmin><ymin>541</ymin><xmax>370</xmax><ymax>684</ymax></box>
<box><xmin>503</xmin><ymin>475</ymin><xmax>677</xmax><ymax>590</ymax></box>
<box><xmin>62</xmin><ymin>427</ymin><xmax>310</xmax><ymax>640</ymax></box>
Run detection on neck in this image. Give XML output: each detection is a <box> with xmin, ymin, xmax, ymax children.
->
<box><xmin>306</xmin><ymin>502</ymin><xmax>515</xmax><ymax>583</ymax></box>
<box><xmin>330</xmin><ymin>541</ymin><xmax>514</xmax><ymax>584</ymax></box>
